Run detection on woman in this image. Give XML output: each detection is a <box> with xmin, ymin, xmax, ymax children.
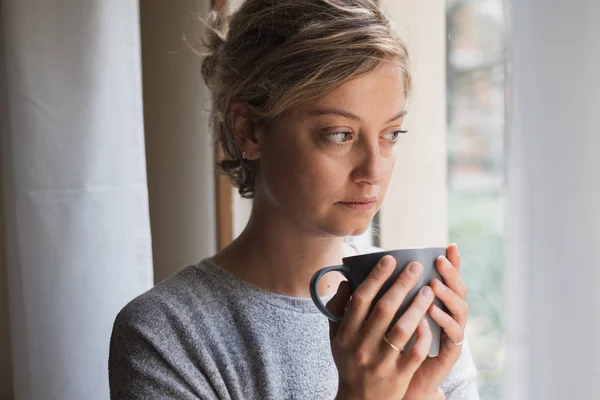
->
<box><xmin>109</xmin><ymin>1</ymin><xmax>479</xmax><ymax>399</ymax></box>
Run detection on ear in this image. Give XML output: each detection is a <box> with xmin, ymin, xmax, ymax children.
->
<box><xmin>228</xmin><ymin>100</ymin><xmax>261</xmax><ymax>160</ymax></box>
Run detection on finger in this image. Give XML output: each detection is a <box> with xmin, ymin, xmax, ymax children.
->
<box><xmin>380</xmin><ymin>285</ymin><xmax>435</xmax><ymax>363</ymax></box>
<box><xmin>435</xmin><ymin>255</ymin><xmax>467</xmax><ymax>300</ymax></box>
<box><xmin>446</xmin><ymin>243</ymin><xmax>461</xmax><ymax>274</ymax></box>
<box><xmin>396</xmin><ymin>317</ymin><xmax>432</xmax><ymax>375</ymax></box>
<box><xmin>361</xmin><ymin>261</ymin><xmax>424</xmax><ymax>347</ymax></box>
<box><xmin>326</xmin><ymin>280</ymin><xmax>351</xmax><ymax>341</ymax></box>
<box><xmin>336</xmin><ymin>256</ymin><xmax>397</xmax><ymax>343</ymax></box>
<box><xmin>429</xmin><ymin>304</ymin><xmax>464</xmax><ymax>348</ymax></box>
<box><xmin>430</xmin><ymin>278</ymin><xmax>469</xmax><ymax>327</ymax></box>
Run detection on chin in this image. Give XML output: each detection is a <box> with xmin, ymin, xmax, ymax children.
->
<box><xmin>347</xmin><ymin>223</ymin><xmax>372</xmax><ymax>236</ymax></box>
<box><xmin>319</xmin><ymin>216</ymin><xmax>373</xmax><ymax>237</ymax></box>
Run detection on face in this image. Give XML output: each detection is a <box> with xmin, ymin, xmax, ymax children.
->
<box><xmin>254</xmin><ymin>60</ymin><xmax>407</xmax><ymax>237</ymax></box>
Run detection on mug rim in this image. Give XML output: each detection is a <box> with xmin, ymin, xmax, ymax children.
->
<box><xmin>342</xmin><ymin>246</ymin><xmax>447</xmax><ymax>262</ymax></box>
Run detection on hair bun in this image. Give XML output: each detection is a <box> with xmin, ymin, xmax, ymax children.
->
<box><xmin>201</xmin><ymin>9</ymin><xmax>228</xmax><ymax>90</ymax></box>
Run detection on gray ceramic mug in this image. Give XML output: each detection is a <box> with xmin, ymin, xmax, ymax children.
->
<box><xmin>310</xmin><ymin>247</ymin><xmax>446</xmax><ymax>357</ymax></box>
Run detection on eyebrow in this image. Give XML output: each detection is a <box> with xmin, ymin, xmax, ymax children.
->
<box><xmin>307</xmin><ymin>108</ymin><xmax>407</xmax><ymax>123</ymax></box>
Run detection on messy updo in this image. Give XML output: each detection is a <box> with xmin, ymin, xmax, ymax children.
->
<box><xmin>201</xmin><ymin>0</ymin><xmax>411</xmax><ymax>199</ymax></box>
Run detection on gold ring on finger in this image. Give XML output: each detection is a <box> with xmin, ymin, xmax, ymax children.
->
<box><xmin>447</xmin><ymin>337</ymin><xmax>464</xmax><ymax>346</ymax></box>
<box><xmin>383</xmin><ymin>334</ymin><xmax>403</xmax><ymax>352</ymax></box>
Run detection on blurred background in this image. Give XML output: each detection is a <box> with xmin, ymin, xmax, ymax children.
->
<box><xmin>446</xmin><ymin>1</ymin><xmax>506</xmax><ymax>397</ymax></box>
<box><xmin>1</xmin><ymin>0</ymin><xmax>599</xmax><ymax>399</ymax></box>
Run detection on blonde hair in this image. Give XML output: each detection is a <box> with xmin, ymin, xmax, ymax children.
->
<box><xmin>201</xmin><ymin>0</ymin><xmax>411</xmax><ymax>199</ymax></box>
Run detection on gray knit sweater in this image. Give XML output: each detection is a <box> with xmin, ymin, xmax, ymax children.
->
<box><xmin>109</xmin><ymin>258</ymin><xmax>479</xmax><ymax>399</ymax></box>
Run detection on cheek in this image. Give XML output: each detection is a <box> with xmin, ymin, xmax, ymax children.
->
<box><xmin>291</xmin><ymin>156</ymin><xmax>339</xmax><ymax>201</ymax></box>
<box><xmin>377</xmin><ymin>153</ymin><xmax>396</xmax><ymax>202</ymax></box>
<box><xmin>383</xmin><ymin>154</ymin><xmax>396</xmax><ymax>186</ymax></box>
<box><xmin>261</xmin><ymin>152</ymin><xmax>299</xmax><ymax>197</ymax></box>
<box><xmin>261</xmin><ymin>148</ymin><xmax>342</xmax><ymax>211</ymax></box>
<box><xmin>303</xmin><ymin>157</ymin><xmax>343</xmax><ymax>198</ymax></box>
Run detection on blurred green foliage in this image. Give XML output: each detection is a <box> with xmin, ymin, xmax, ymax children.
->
<box><xmin>448</xmin><ymin>190</ymin><xmax>505</xmax><ymax>399</ymax></box>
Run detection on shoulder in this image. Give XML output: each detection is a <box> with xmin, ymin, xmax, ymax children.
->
<box><xmin>108</xmin><ymin>263</ymin><xmax>217</xmax><ymax>398</ymax></box>
<box><xmin>112</xmin><ymin>263</ymin><xmax>205</xmax><ymax>334</ymax></box>
<box><xmin>109</xmin><ymin>263</ymin><xmax>212</xmax><ymax>376</ymax></box>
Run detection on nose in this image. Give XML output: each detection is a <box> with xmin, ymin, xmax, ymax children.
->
<box><xmin>350</xmin><ymin>138</ymin><xmax>383</xmax><ymax>186</ymax></box>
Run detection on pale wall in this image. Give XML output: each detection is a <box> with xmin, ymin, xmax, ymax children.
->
<box><xmin>140</xmin><ymin>0</ymin><xmax>217</xmax><ymax>283</ymax></box>
<box><xmin>380</xmin><ymin>0</ymin><xmax>448</xmax><ymax>249</ymax></box>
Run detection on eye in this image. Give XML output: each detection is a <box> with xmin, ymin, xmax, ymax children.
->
<box><xmin>384</xmin><ymin>129</ymin><xmax>408</xmax><ymax>143</ymax></box>
<box><xmin>324</xmin><ymin>131</ymin><xmax>353</xmax><ymax>145</ymax></box>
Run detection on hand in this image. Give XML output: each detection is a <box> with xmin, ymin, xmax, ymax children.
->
<box><xmin>403</xmin><ymin>244</ymin><xmax>469</xmax><ymax>400</ymax></box>
<box><xmin>327</xmin><ymin>255</ymin><xmax>436</xmax><ymax>400</ymax></box>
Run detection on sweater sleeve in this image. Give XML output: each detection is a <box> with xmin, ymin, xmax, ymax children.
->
<box><xmin>441</xmin><ymin>340</ymin><xmax>480</xmax><ymax>400</ymax></box>
<box><xmin>108</xmin><ymin>310</ymin><xmax>202</xmax><ymax>399</ymax></box>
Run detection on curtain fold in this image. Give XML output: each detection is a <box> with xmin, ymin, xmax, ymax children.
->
<box><xmin>0</xmin><ymin>5</ymin><xmax>14</xmax><ymax>396</ymax></box>
<box><xmin>506</xmin><ymin>1</ymin><xmax>600</xmax><ymax>398</ymax></box>
<box><xmin>1</xmin><ymin>1</ymin><xmax>154</xmax><ymax>398</ymax></box>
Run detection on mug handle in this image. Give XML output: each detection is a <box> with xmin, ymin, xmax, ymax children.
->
<box><xmin>309</xmin><ymin>264</ymin><xmax>352</xmax><ymax>323</ymax></box>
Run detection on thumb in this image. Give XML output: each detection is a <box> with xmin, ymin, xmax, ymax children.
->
<box><xmin>326</xmin><ymin>280</ymin><xmax>350</xmax><ymax>341</ymax></box>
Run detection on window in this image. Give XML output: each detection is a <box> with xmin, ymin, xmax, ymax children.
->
<box><xmin>447</xmin><ymin>0</ymin><xmax>507</xmax><ymax>397</ymax></box>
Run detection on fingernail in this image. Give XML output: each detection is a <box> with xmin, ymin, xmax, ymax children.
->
<box><xmin>452</xmin><ymin>243</ymin><xmax>460</xmax><ymax>256</ymax></box>
<box><xmin>409</xmin><ymin>262</ymin><xmax>421</xmax><ymax>273</ymax></box>
<box><xmin>380</xmin><ymin>256</ymin><xmax>392</xmax><ymax>269</ymax></box>
<box><xmin>437</xmin><ymin>256</ymin><xmax>448</xmax><ymax>269</ymax></box>
<box><xmin>421</xmin><ymin>286</ymin><xmax>432</xmax><ymax>296</ymax></box>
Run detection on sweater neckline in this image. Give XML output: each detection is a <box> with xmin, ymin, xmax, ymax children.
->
<box><xmin>196</xmin><ymin>258</ymin><xmax>335</xmax><ymax>314</ymax></box>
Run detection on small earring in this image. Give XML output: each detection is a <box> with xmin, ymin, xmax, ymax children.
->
<box><xmin>242</xmin><ymin>151</ymin><xmax>247</xmax><ymax>160</ymax></box>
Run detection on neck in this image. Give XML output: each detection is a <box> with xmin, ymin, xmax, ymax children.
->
<box><xmin>212</xmin><ymin>198</ymin><xmax>353</xmax><ymax>298</ymax></box>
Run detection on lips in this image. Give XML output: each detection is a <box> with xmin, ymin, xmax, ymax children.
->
<box><xmin>338</xmin><ymin>197</ymin><xmax>378</xmax><ymax>211</ymax></box>
<box><xmin>340</xmin><ymin>196</ymin><xmax>378</xmax><ymax>204</ymax></box>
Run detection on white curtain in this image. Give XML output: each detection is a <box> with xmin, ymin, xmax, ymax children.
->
<box><xmin>506</xmin><ymin>0</ymin><xmax>600</xmax><ymax>398</ymax></box>
<box><xmin>1</xmin><ymin>1</ymin><xmax>154</xmax><ymax>398</ymax></box>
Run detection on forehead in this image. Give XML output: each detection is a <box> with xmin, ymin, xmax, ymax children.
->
<box><xmin>309</xmin><ymin>60</ymin><xmax>407</xmax><ymax>119</ymax></box>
